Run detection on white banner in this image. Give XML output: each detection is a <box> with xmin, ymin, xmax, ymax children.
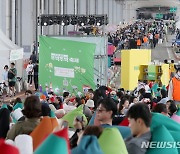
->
<box><xmin>54</xmin><ymin>67</ymin><xmax>74</xmax><ymax>78</ymax></box>
<box><xmin>10</xmin><ymin>48</ymin><xmax>23</xmax><ymax>61</ymax></box>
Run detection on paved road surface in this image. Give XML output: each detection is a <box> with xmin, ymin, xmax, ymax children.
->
<box><xmin>114</xmin><ymin>34</ymin><xmax>178</xmax><ymax>63</ymax></box>
<box><xmin>151</xmin><ymin>34</ymin><xmax>179</xmax><ymax>63</ymax></box>
<box><xmin>2</xmin><ymin>85</ymin><xmax>35</xmax><ymax>103</ymax></box>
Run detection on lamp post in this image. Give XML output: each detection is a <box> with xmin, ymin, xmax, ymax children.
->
<box><xmin>35</xmin><ymin>0</ymin><xmax>38</xmax><ymax>56</ymax></box>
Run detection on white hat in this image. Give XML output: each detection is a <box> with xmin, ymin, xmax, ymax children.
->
<box><xmin>11</xmin><ymin>108</ymin><xmax>23</xmax><ymax>121</ymax></box>
<box><xmin>85</xmin><ymin>99</ymin><xmax>94</xmax><ymax>108</ymax></box>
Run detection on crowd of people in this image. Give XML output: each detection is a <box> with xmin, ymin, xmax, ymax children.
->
<box><xmin>0</xmin><ymin>50</ymin><xmax>38</xmax><ymax>99</ymax></box>
<box><xmin>0</xmin><ymin>19</ymin><xmax>180</xmax><ymax>153</ymax></box>
<box><xmin>107</xmin><ymin>20</ymin><xmax>171</xmax><ymax>50</ymax></box>
<box><xmin>0</xmin><ymin>66</ymin><xmax>180</xmax><ymax>154</ymax></box>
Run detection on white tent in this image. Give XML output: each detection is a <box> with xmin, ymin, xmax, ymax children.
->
<box><xmin>0</xmin><ymin>29</ymin><xmax>23</xmax><ymax>81</ymax></box>
<box><xmin>176</xmin><ymin>21</ymin><xmax>180</xmax><ymax>29</ymax></box>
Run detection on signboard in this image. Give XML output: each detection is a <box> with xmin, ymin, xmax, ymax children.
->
<box><xmin>170</xmin><ymin>7</ymin><xmax>177</xmax><ymax>13</ymax></box>
<box><xmin>155</xmin><ymin>13</ymin><xmax>163</xmax><ymax>19</ymax></box>
<box><xmin>148</xmin><ymin>65</ymin><xmax>156</xmax><ymax>80</ymax></box>
<box><xmin>148</xmin><ymin>73</ymin><xmax>156</xmax><ymax>80</ymax></box>
<box><xmin>39</xmin><ymin>36</ymin><xmax>96</xmax><ymax>93</ymax></box>
<box><xmin>10</xmin><ymin>48</ymin><xmax>24</xmax><ymax>61</ymax></box>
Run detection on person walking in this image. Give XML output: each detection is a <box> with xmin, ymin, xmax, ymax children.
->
<box><xmin>30</xmin><ymin>51</ymin><xmax>37</xmax><ymax>64</ymax></box>
<box><xmin>136</xmin><ymin>38</ymin><xmax>141</xmax><ymax>49</ymax></box>
<box><xmin>143</xmin><ymin>35</ymin><xmax>148</xmax><ymax>48</ymax></box>
<box><xmin>168</xmin><ymin>67</ymin><xmax>180</xmax><ymax>105</ymax></box>
<box><xmin>33</xmin><ymin>60</ymin><xmax>39</xmax><ymax>91</ymax></box>
<box><xmin>8</xmin><ymin>62</ymin><xmax>17</xmax><ymax>97</ymax></box>
<box><xmin>148</xmin><ymin>32</ymin><xmax>153</xmax><ymax>49</ymax></box>
<box><xmin>26</xmin><ymin>60</ymin><xmax>34</xmax><ymax>87</ymax></box>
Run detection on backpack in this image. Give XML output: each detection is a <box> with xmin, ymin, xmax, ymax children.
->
<box><xmin>8</xmin><ymin>70</ymin><xmax>15</xmax><ymax>79</ymax></box>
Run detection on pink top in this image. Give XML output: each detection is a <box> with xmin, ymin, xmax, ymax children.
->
<box><xmin>171</xmin><ymin>114</ymin><xmax>180</xmax><ymax>123</ymax></box>
<box><xmin>108</xmin><ymin>45</ymin><xmax>115</xmax><ymax>56</ymax></box>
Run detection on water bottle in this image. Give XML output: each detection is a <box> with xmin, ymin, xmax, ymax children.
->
<box><xmin>39</xmin><ymin>85</ymin><xmax>42</xmax><ymax>92</ymax></box>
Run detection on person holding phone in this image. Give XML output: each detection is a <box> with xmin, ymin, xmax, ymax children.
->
<box><xmin>70</xmin><ymin>116</ymin><xmax>85</xmax><ymax>148</ymax></box>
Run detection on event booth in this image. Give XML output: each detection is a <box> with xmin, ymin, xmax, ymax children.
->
<box><xmin>0</xmin><ymin>30</ymin><xmax>23</xmax><ymax>82</ymax></box>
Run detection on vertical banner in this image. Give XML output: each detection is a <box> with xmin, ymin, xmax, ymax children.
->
<box><xmin>148</xmin><ymin>65</ymin><xmax>156</xmax><ymax>80</ymax></box>
<box><xmin>39</xmin><ymin>36</ymin><xmax>96</xmax><ymax>94</ymax></box>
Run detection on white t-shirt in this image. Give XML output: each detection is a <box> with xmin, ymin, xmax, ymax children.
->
<box><xmin>144</xmin><ymin>84</ymin><xmax>151</xmax><ymax>92</ymax></box>
<box><xmin>149</xmin><ymin>34</ymin><xmax>153</xmax><ymax>40</ymax></box>
<box><xmin>26</xmin><ymin>64</ymin><xmax>34</xmax><ymax>75</ymax></box>
<box><xmin>63</xmin><ymin>103</ymin><xmax>76</xmax><ymax>113</ymax></box>
<box><xmin>2</xmin><ymin>71</ymin><xmax>8</xmax><ymax>81</ymax></box>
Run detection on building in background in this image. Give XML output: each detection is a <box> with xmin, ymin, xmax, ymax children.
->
<box><xmin>0</xmin><ymin>0</ymin><xmax>179</xmax><ymax>53</ymax></box>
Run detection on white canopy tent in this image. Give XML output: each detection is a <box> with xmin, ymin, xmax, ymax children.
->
<box><xmin>0</xmin><ymin>29</ymin><xmax>24</xmax><ymax>81</ymax></box>
<box><xmin>176</xmin><ymin>20</ymin><xmax>180</xmax><ymax>29</ymax></box>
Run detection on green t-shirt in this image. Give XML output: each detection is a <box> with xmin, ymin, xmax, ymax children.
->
<box><xmin>8</xmin><ymin>68</ymin><xmax>17</xmax><ymax>82</ymax></box>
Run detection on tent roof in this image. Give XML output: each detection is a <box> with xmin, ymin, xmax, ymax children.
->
<box><xmin>0</xmin><ymin>29</ymin><xmax>22</xmax><ymax>51</ymax></box>
<box><xmin>0</xmin><ymin>29</ymin><xmax>24</xmax><ymax>61</ymax></box>
<box><xmin>176</xmin><ymin>21</ymin><xmax>180</xmax><ymax>29</ymax></box>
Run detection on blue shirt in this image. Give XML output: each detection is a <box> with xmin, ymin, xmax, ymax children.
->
<box><xmin>2</xmin><ymin>71</ymin><xmax>8</xmax><ymax>81</ymax></box>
